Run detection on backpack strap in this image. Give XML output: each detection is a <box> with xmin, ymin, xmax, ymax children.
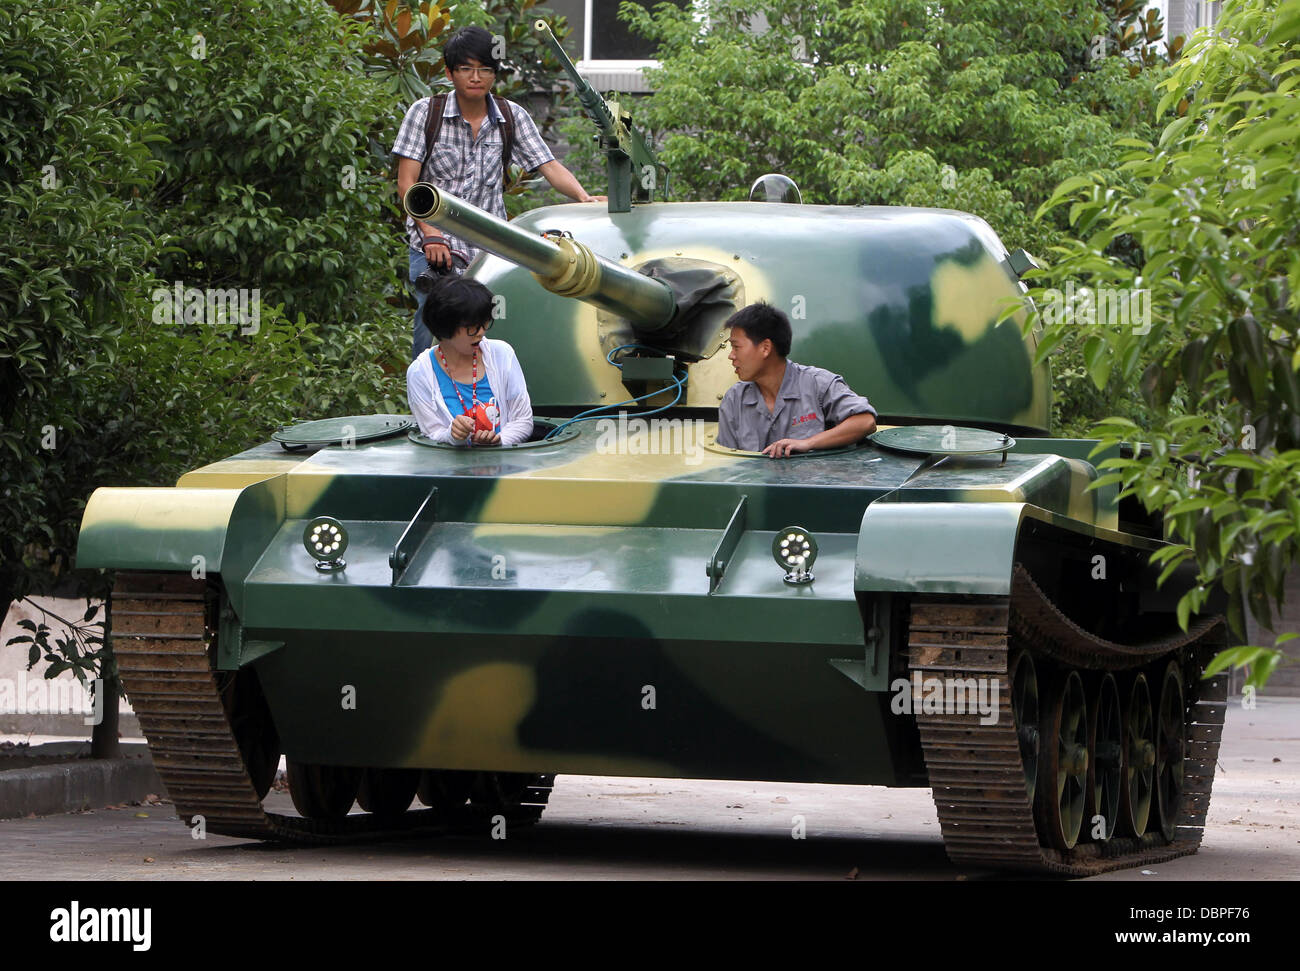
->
<box><xmin>425</xmin><ymin>92</ymin><xmax>517</xmax><ymax>181</ymax></box>
<box><xmin>422</xmin><ymin>93</ymin><xmax>447</xmax><ymax>175</ymax></box>
<box><xmin>494</xmin><ymin>94</ymin><xmax>516</xmax><ymax>181</ymax></box>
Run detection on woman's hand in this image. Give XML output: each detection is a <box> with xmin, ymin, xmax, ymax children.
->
<box><xmin>450</xmin><ymin>415</ymin><xmax>475</xmax><ymax>441</ymax></box>
<box><xmin>471</xmin><ymin>429</ymin><xmax>501</xmax><ymax>445</ymax></box>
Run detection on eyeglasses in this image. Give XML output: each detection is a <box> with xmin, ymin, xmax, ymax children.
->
<box><xmin>464</xmin><ymin>320</ymin><xmax>493</xmax><ymax>336</ymax></box>
<box><xmin>453</xmin><ymin>66</ymin><xmax>496</xmax><ymax>79</ymax></box>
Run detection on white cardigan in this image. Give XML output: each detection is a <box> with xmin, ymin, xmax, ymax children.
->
<box><xmin>406</xmin><ymin>338</ymin><xmax>534</xmax><ymax>446</ymax></box>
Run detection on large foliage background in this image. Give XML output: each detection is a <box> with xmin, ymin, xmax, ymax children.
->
<box><xmin>0</xmin><ymin>0</ymin><xmax>570</xmax><ymax>663</ymax></box>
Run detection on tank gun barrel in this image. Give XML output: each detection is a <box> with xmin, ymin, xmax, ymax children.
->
<box><xmin>404</xmin><ymin>182</ymin><xmax>676</xmax><ymax>331</ymax></box>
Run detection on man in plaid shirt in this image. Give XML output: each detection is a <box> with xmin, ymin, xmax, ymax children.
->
<box><xmin>394</xmin><ymin>26</ymin><xmax>603</xmax><ymax>359</ymax></box>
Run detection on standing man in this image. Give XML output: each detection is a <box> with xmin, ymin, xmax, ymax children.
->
<box><xmin>393</xmin><ymin>25</ymin><xmax>604</xmax><ymax>359</ymax></box>
<box><xmin>717</xmin><ymin>302</ymin><xmax>878</xmax><ymax>458</ymax></box>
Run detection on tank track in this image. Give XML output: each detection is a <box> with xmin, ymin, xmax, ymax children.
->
<box><xmin>110</xmin><ymin>572</ymin><xmax>553</xmax><ymax>844</ymax></box>
<box><xmin>909</xmin><ymin>563</ymin><xmax>1228</xmax><ymax>876</ymax></box>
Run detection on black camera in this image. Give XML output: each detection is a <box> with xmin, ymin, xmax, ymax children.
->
<box><xmin>414</xmin><ymin>261</ymin><xmax>453</xmax><ymax>295</ymax></box>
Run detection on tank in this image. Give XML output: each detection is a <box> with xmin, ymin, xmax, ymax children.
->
<box><xmin>75</xmin><ymin>35</ymin><xmax>1228</xmax><ymax>874</ymax></box>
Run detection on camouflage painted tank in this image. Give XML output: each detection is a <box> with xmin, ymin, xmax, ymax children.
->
<box><xmin>75</xmin><ymin>29</ymin><xmax>1227</xmax><ymax>874</ymax></box>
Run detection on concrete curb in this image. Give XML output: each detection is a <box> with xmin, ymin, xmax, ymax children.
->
<box><xmin>0</xmin><ymin>743</ymin><xmax>165</xmax><ymax>820</ymax></box>
<box><xmin>0</xmin><ymin>713</ymin><xmax>142</xmax><ymax>736</ymax></box>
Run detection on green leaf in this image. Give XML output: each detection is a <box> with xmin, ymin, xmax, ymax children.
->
<box><xmin>1167</xmin><ymin>496</ymin><xmax>1211</xmax><ymax>515</ymax></box>
<box><xmin>1083</xmin><ymin>336</ymin><xmax>1112</xmax><ymax>390</ymax></box>
<box><xmin>1036</xmin><ymin>174</ymin><xmax>1097</xmax><ymax>218</ymax></box>
<box><xmin>1213</xmin><ymin>453</ymin><xmax>1268</xmax><ymax>471</ymax></box>
<box><xmin>1245</xmin><ymin>650</ymin><xmax>1284</xmax><ymax>693</ymax></box>
<box><xmin>1202</xmin><ymin>645</ymin><xmax>1270</xmax><ymax>678</ymax></box>
<box><xmin>1181</xmin><ymin>338</ymin><xmax>1207</xmax><ymax>399</ymax></box>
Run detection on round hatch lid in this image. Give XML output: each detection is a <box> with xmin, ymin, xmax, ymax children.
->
<box><xmin>272</xmin><ymin>414</ymin><xmax>414</xmax><ymax>448</ymax></box>
<box><xmin>870</xmin><ymin>425</ymin><xmax>1015</xmax><ymax>456</ymax></box>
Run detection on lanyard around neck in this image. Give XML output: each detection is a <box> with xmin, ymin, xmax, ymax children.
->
<box><xmin>435</xmin><ymin>343</ymin><xmax>479</xmax><ymax>417</ymax></box>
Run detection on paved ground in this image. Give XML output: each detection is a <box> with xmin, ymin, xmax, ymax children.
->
<box><xmin>0</xmin><ymin>699</ymin><xmax>1295</xmax><ymax>881</ymax></box>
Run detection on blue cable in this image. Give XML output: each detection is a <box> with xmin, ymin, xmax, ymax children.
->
<box><xmin>543</xmin><ymin>346</ymin><xmax>687</xmax><ymax>440</ymax></box>
<box><xmin>543</xmin><ymin>372</ymin><xmax>687</xmax><ymax>440</ymax></box>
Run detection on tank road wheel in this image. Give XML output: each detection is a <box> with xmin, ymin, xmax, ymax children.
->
<box><xmin>1038</xmin><ymin>669</ymin><xmax>1088</xmax><ymax>850</ymax></box>
<box><xmin>357</xmin><ymin>768</ymin><xmax>420</xmax><ymax>819</ymax></box>
<box><xmin>417</xmin><ymin>770</ymin><xmax>475</xmax><ymax>813</ymax></box>
<box><xmin>216</xmin><ymin>668</ymin><xmax>281</xmax><ymax>801</ymax></box>
<box><xmin>1155</xmin><ymin>661</ymin><xmax>1186</xmax><ymax>841</ymax></box>
<box><xmin>1010</xmin><ymin>651</ymin><xmax>1040</xmax><ymax>805</ymax></box>
<box><xmin>1121</xmin><ymin>673</ymin><xmax>1156</xmax><ymax>836</ymax></box>
<box><xmin>286</xmin><ymin>761</ymin><xmax>360</xmax><ymax>820</ymax></box>
<box><xmin>1086</xmin><ymin>673</ymin><xmax>1122</xmax><ymax>842</ymax></box>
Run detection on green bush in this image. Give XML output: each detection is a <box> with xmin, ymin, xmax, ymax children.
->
<box><xmin>1030</xmin><ymin>0</ymin><xmax>1300</xmax><ymax>686</ymax></box>
<box><xmin>0</xmin><ymin>2</ymin><xmax>165</xmax><ymax>617</ymax></box>
<box><xmin>123</xmin><ymin>2</ymin><xmax>406</xmax><ymax>336</ymax></box>
<box><xmin>2</xmin><ymin>0</ymin><xmax>413</xmax><ymax>677</ymax></box>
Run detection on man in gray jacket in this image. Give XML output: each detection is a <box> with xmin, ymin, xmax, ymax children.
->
<box><xmin>717</xmin><ymin>302</ymin><xmax>878</xmax><ymax>458</ymax></box>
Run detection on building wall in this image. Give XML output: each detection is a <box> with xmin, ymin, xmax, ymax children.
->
<box><xmin>1164</xmin><ymin>0</ymin><xmax>1223</xmax><ymax>40</ymax></box>
<box><xmin>1242</xmin><ymin>568</ymin><xmax>1300</xmax><ymax>697</ymax></box>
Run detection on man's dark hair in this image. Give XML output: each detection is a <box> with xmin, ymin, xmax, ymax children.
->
<box><xmin>727</xmin><ymin>301</ymin><xmax>792</xmax><ymax>358</ymax></box>
<box><xmin>422</xmin><ymin>276</ymin><xmax>494</xmax><ymax>341</ymax></box>
<box><xmin>443</xmin><ymin>25</ymin><xmax>500</xmax><ymax>72</ymax></box>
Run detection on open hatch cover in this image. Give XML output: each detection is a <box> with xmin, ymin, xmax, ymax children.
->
<box><xmin>272</xmin><ymin>414</ymin><xmax>414</xmax><ymax>448</ymax></box>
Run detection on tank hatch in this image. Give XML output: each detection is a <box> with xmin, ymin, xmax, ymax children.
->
<box><xmin>870</xmin><ymin>424</ymin><xmax>1015</xmax><ymax>458</ymax></box>
<box><xmin>271</xmin><ymin>414</ymin><xmax>413</xmax><ymax>449</ymax></box>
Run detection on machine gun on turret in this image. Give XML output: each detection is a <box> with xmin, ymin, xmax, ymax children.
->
<box><xmin>533</xmin><ymin>19</ymin><xmax>667</xmax><ymax>213</ymax></box>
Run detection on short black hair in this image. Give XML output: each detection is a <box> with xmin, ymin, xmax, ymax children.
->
<box><xmin>422</xmin><ymin>276</ymin><xmax>494</xmax><ymax>341</ymax></box>
<box><xmin>443</xmin><ymin>25</ymin><xmax>500</xmax><ymax>72</ymax></box>
<box><xmin>727</xmin><ymin>301</ymin><xmax>792</xmax><ymax>358</ymax></box>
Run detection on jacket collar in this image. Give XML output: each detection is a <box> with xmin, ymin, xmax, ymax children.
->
<box><xmin>740</xmin><ymin>360</ymin><xmax>800</xmax><ymax>405</ymax></box>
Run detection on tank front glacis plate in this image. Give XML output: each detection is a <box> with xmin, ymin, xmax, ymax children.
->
<box><xmin>472</xmin><ymin>201</ymin><xmax>1050</xmax><ymax>433</ymax></box>
<box><xmin>250</xmin><ymin>625</ymin><xmax>905</xmax><ymax>785</ymax></box>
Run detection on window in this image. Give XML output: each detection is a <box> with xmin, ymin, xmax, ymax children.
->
<box><xmin>544</xmin><ymin>0</ymin><xmax>691</xmax><ymax>92</ymax></box>
<box><xmin>1161</xmin><ymin>0</ymin><xmax>1222</xmax><ymax>43</ymax></box>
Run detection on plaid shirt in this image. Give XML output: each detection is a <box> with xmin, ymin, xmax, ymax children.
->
<box><xmin>392</xmin><ymin>93</ymin><xmax>554</xmax><ymax>266</ymax></box>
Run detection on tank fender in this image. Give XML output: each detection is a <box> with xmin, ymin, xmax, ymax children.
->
<box><xmin>76</xmin><ymin>475</ymin><xmax>287</xmax><ymax>615</ymax></box>
<box><xmin>855</xmin><ymin>502</ymin><xmax>1027</xmax><ymax>596</ymax></box>
<box><xmin>854</xmin><ymin>501</ymin><xmax>1162</xmax><ymax>596</ymax></box>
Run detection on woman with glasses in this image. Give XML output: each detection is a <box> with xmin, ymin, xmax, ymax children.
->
<box><xmin>406</xmin><ymin>277</ymin><xmax>533</xmax><ymax>446</ymax></box>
